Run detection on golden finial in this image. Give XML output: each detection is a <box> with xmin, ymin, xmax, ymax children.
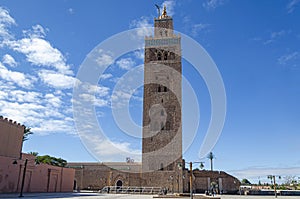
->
<box><xmin>161</xmin><ymin>5</ymin><xmax>167</xmax><ymax>18</ymax></box>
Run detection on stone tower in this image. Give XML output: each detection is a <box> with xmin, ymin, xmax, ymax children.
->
<box><xmin>142</xmin><ymin>6</ymin><xmax>183</xmax><ymax>192</ymax></box>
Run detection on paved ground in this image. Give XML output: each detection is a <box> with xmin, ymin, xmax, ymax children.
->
<box><xmin>1</xmin><ymin>193</ymin><xmax>300</xmax><ymax>199</ymax></box>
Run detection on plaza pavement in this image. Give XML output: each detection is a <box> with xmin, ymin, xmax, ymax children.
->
<box><xmin>1</xmin><ymin>193</ymin><xmax>300</xmax><ymax>199</ymax></box>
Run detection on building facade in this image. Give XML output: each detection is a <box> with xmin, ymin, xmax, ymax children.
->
<box><xmin>142</xmin><ymin>5</ymin><xmax>183</xmax><ymax>193</ymax></box>
<box><xmin>0</xmin><ymin>117</ymin><xmax>75</xmax><ymax>193</ymax></box>
<box><xmin>68</xmin><ymin>6</ymin><xmax>240</xmax><ymax>194</ymax></box>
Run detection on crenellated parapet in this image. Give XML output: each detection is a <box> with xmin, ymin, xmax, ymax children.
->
<box><xmin>0</xmin><ymin>115</ymin><xmax>24</xmax><ymax>129</ymax></box>
<box><xmin>0</xmin><ymin>116</ymin><xmax>25</xmax><ymax>158</ymax></box>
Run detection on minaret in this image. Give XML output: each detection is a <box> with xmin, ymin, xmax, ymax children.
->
<box><xmin>142</xmin><ymin>6</ymin><xmax>183</xmax><ymax>192</ymax></box>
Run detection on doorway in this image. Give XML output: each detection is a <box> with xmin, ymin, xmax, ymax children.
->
<box><xmin>116</xmin><ymin>180</ymin><xmax>122</xmax><ymax>188</ymax></box>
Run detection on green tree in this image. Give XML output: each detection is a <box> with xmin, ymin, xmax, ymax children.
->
<box><xmin>36</xmin><ymin>155</ymin><xmax>67</xmax><ymax>167</ymax></box>
<box><xmin>23</xmin><ymin>126</ymin><xmax>33</xmax><ymax>141</ymax></box>
<box><xmin>29</xmin><ymin>152</ymin><xmax>39</xmax><ymax>156</ymax></box>
<box><xmin>199</xmin><ymin>162</ymin><xmax>205</xmax><ymax>170</ymax></box>
<box><xmin>241</xmin><ymin>179</ymin><xmax>251</xmax><ymax>185</ymax></box>
<box><xmin>207</xmin><ymin>152</ymin><xmax>215</xmax><ymax>171</ymax></box>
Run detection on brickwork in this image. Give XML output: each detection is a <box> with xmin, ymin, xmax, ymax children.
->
<box><xmin>67</xmin><ymin>163</ymin><xmax>142</xmax><ymax>190</ymax></box>
<box><xmin>68</xmin><ymin>8</ymin><xmax>240</xmax><ymax>195</ymax></box>
<box><xmin>141</xmin><ymin>9</ymin><xmax>183</xmax><ymax>193</ymax></box>
<box><xmin>193</xmin><ymin>170</ymin><xmax>241</xmax><ymax>194</ymax></box>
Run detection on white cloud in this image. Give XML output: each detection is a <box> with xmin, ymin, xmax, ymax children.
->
<box><xmin>23</xmin><ymin>24</ymin><xmax>47</xmax><ymax>38</ymax></box>
<box><xmin>0</xmin><ymin>7</ymin><xmax>16</xmax><ymax>40</ymax></box>
<box><xmin>2</xmin><ymin>54</ymin><xmax>17</xmax><ymax>67</ymax></box>
<box><xmin>0</xmin><ymin>8</ymin><xmax>76</xmax><ymax>136</ymax></box>
<box><xmin>78</xmin><ymin>82</ymin><xmax>110</xmax><ymax>97</ymax></box>
<box><xmin>278</xmin><ymin>51</ymin><xmax>299</xmax><ymax>65</ymax></box>
<box><xmin>133</xmin><ymin>49</ymin><xmax>144</xmax><ymax>60</ymax></box>
<box><xmin>203</xmin><ymin>0</ymin><xmax>225</xmax><ymax>10</ymax></box>
<box><xmin>81</xmin><ymin>134</ymin><xmax>141</xmax><ymax>162</ymax></box>
<box><xmin>264</xmin><ymin>30</ymin><xmax>287</xmax><ymax>45</ymax></box>
<box><xmin>0</xmin><ymin>84</ymin><xmax>75</xmax><ymax>135</ymax></box>
<box><xmin>32</xmin><ymin>118</ymin><xmax>75</xmax><ymax>135</ymax></box>
<box><xmin>130</xmin><ymin>17</ymin><xmax>152</xmax><ymax>38</ymax></box>
<box><xmin>116</xmin><ymin>58</ymin><xmax>135</xmax><ymax>70</ymax></box>
<box><xmin>230</xmin><ymin>167</ymin><xmax>300</xmax><ymax>183</ymax></box>
<box><xmin>6</xmin><ymin>36</ymin><xmax>72</xmax><ymax>75</ymax></box>
<box><xmin>95</xmin><ymin>49</ymin><xmax>114</xmax><ymax>67</ymax></box>
<box><xmin>38</xmin><ymin>70</ymin><xmax>75</xmax><ymax>89</ymax></box>
<box><xmin>191</xmin><ymin>23</ymin><xmax>210</xmax><ymax>36</ymax></box>
<box><xmin>79</xmin><ymin>93</ymin><xmax>108</xmax><ymax>107</ymax></box>
<box><xmin>100</xmin><ymin>73</ymin><xmax>113</xmax><ymax>80</ymax></box>
<box><xmin>45</xmin><ymin>93</ymin><xmax>62</xmax><ymax>108</ymax></box>
<box><xmin>287</xmin><ymin>0</ymin><xmax>300</xmax><ymax>13</ymax></box>
<box><xmin>0</xmin><ymin>62</ymin><xmax>33</xmax><ymax>88</ymax></box>
<box><xmin>73</xmin><ymin>81</ymin><xmax>110</xmax><ymax>107</ymax></box>
<box><xmin>161</xmin><ymin>0</ymin><xmax>176</xmax><ymax>16</ymax></box>
<box><xmin>7</xmin><ymin>90</ymin><xmax>41</xmax><ymax>103</ymax></box>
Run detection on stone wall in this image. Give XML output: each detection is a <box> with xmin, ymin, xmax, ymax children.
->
<box><xmin>192</xmin><ymin>170</ymin><xmax>240</xmax><ymax>194</ymax></box>
<box><xmin>68</xmin><ymin>162</ymin><xmax>142</xmax><ymax>190</ymax></box>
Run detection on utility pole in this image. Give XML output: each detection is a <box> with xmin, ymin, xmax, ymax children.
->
<box><xmin>273</xmin><ymin>176</ymin><xmax>277</xmax><ymax>198</ymax></box>
<box><xmin>190</xmin><ymin>162</ymin><xmax>193</xmax><ymax>199</ymax></box>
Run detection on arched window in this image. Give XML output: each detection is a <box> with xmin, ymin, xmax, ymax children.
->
<box><xmin>158</xmin><ymin>86</ymin><xmax>161</xmax><ymax>92</ymax></box>
<box><xmin>164</xmin><ymin>52</ymin><xmax>168</xmax><ymax>60</ymax></box>
<box><xmin>170</xmin><ymin>52</ymin><xmax>175</xmax><ymax>60</ymax></box>
<box><xmin>165</xmin><ymin>30</ymin><xmax>168</xmax><ymax>37</ymax></box>
<box><xmin>161</xmin><ymin>122</ymin><xmax>165</xmax><ymax>130</ymax></box>
<box><xmin>157</xmin><ymin>52</ymin><xmax>162</xmax><ymax>60</ymax></box>
<box><xmin>160</xmin><ymin>163</ymin><xmax>164</xmax><ymax>170</ymax></box>
<box><xmin>163</xmin><ymin>86</ymin><xmax>168</xmax><ymax>92</ymax></box>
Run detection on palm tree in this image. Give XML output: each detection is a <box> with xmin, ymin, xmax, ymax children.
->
<box><xmin>23</xmin><ymin>126</ymin><xmax>33</xmax><ymax>141</ymax></box>
<box><xmin>36</xmin><ymin>155</ymin><xmax>67</xmax><ymax>167</ymax></box>
<box><xmin>199</xmin><ymin>162</ymin><xmax>205</xmax><ymax>170</ymax></box>
<box><xmin>207</xmin><ymin>152</ymin><xmax>215</xmax><ymax>171</ymax></box>
<box><xmin>29</xmin><ymin>152</ymin><xmax>39</xmax><ymax>156</ymax></box>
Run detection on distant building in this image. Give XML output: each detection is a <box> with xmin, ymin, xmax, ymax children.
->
<box><xmin>0</xmin><ymin>116</ymin><xmax>75</xmax><ymax>193</ymax></box>
<box><xmin>68</xmin><ymin>6</ymin><xmax>240</xmax><ymax>194</ymax></box>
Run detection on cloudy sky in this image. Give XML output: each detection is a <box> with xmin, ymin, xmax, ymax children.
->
<box><xmin>0</xmin><ymin>0</ymin><xmax>300</xmax><ymax>183</ymax></box>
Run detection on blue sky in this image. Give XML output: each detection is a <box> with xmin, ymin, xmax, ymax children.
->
<box><xmin>0</xmin><ymin>0</ymin><xmax>300</xmax><ymax>183</ymax></box>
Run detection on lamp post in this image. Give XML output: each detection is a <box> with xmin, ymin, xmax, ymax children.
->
<box><xmin>13</xmin><ymin>158</ymin><xmax>38</xmax><ymax>197</ymax></box>
<box><xmin>13</xmin><ymin>159</ymin><xmax>28</xmax><ymax>197</ymax></box>
<box><xmin>189</xmin><ymin>162</ymin><xmax>193</xmax><ymax>199</ymax></box>
<box><xmin>185</xmin><ymin>162</ymin><xmax>204</xmax><ymax>199</ymax></box>
<box><xmin>19</xmin><ymin>159</ymin><xmax>28</xmax><ymax>197</ymax></box>
<box><xmin>178</xmin><ymin>161</ymin><xmax>204</xmax><ymax>199</ymax></box>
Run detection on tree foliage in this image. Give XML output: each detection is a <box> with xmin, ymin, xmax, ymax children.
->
<box><xmin>241</xmin><ymin>178</ymin><xmax>251</xmax><ymax>185</ymax></box>
<box><xmin>23</xmin><ymin>126</ymin><xmax>33</xmax><ymax>141</ymax></box>
<box><xmin>29</xmin><ymin>151</ymin><xmax>39</xmax><ymax>156</ymax></box>
<box><xmin>284</xmin><ymin>176</ymin><xmax>298</xmax><ymax>185</ymax></box>
<box><xmin>36</xmin><ymin>155</ymin><xmax>67</xmax><ymax>167</ymax></box>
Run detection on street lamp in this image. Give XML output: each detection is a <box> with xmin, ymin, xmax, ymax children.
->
<box><xmin>13</xmin><ymin>159</ymin><xmax>28</xmax><ymax>197</ymax></box>
<box><xmin>178</xmin><ymin>161</ymin><xmax>203</xmax><ymax>199</ymax></box>
<box><xmin>13</xmin><ymin>159</ymin><xmax>39</xmax><ymax>197</ymax></box>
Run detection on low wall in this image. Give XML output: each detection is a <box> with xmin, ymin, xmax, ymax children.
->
<box><xmin>0</xmin><ymin>154</ymin><xmax>75</xmax><ymax>193</ymax></box>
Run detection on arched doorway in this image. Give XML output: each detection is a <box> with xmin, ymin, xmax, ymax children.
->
<box><xmin>116</xmin><ymin>180</ymin><xmax>122</xmax><ymax>189</ymax></box>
